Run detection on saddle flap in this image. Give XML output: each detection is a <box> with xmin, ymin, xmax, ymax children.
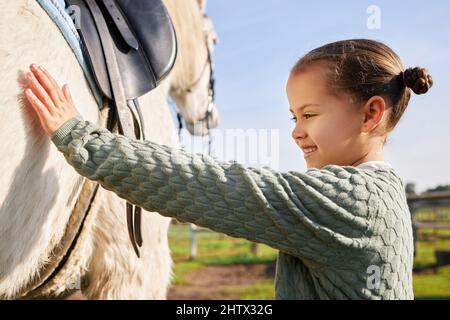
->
<box><xmin>115</xmin><ymin>0</ymin><xmax>178</xmax><ymax>85</ymax></box>
<box><xmin>66</xmin><ymin>0</ymin><xmax>177</xmax><ymax>100</ymax></box>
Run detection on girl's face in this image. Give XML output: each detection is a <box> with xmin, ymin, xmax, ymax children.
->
<box><xmin>286</xmin><ymin>63</ymin><xmax>370</xmax><ymax>169</ymax></box>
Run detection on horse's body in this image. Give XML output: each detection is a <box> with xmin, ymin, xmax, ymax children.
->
<box><xmin>0</xmin><ymin>0</ymin><xmax>218</xmax><ymax>299</ymax></box>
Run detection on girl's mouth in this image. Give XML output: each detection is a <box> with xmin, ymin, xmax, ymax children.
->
<box><xmin>302</xmin><ymin>146</ymin><xmax>318</xmax><ymax>158</ymax></box>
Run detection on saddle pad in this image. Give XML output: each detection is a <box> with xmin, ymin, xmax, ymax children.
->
<box><xmin>36</xmin><ymin>0</ymin><xmax>103</xmax><ymax>107</ymax></box>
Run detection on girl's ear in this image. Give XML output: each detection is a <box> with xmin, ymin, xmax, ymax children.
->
<box><xmin>361</xmin><ymin>96</ymin><xmax>386</xmax><ymax>133</ymax></box>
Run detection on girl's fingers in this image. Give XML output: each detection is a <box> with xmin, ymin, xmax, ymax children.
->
<box><xmin>38</xmin><ymin>65</ymin><xmax>66</xmax><ymax>102</ymax></box>
<box><xmin>26</xmin><ymin>72</ymin><xmax>56</xmax><ymax>114</ymax></box>
<box><xmin>25</xmin><ymin>89</ymin><xmax>51</xmax><ymax>120</ymax></box>
<box><xmin>62</xmin><ymin>84</ymin><xmax>74</xmax><ymax>106</ymax></box>
<box><xmin>30</xmin><ymin>65</ymin><xmax>64</xmax><ymax>105</ymax></box>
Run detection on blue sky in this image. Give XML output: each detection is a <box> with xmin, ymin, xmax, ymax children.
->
<box><xmin>181</xmin><ymin>0</ymin><xmax>450</xmax><ymax>193</ymax></box>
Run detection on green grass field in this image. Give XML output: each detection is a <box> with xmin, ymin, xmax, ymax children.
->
<box><xmin>412</xmin><ymin>229</ymin><xmax>450</xmax><ymax>299</ymax></box>
<box><xmin>168</xmin><ymin>223</ymin><xmax>450</xmax><ymax>300</ymax></box>
<box><xmin>168</xmin><ymin>223</ymin><xmax>278</xmax><ymax>286</ymax></box>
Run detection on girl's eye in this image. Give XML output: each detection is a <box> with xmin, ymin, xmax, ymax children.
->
<box><xmin>290</xmin><ymin>114</ymin><xmax>314</xmax><ymax>123</ymax></box>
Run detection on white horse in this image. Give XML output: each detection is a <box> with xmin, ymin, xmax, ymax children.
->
<box><xmin>0</xmin><ymin>0</ymin><xmax>218</xmax><ymax>299</ymax></box>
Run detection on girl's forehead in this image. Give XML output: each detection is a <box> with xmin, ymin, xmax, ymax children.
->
<box><xmin>287</xmin><ymin>73</ymin><xmax>356</xmax><ymax>115</ymax></box>
<box><xmin>287</xmin><ymin>70</ymin><xmax>329</xmax><ymax>102</ymax></box>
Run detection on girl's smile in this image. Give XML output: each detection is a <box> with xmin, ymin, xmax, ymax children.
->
<box><xmin>302</xmin><ymin>145</ymin><xmax>318</xmax><ymax>158</ymax></box>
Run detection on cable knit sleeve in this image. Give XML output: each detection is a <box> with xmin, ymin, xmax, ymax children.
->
<box><xmin>51</xmin><ymin>116</ymin><xmax>385</xmax><ymax>267</ymax></box>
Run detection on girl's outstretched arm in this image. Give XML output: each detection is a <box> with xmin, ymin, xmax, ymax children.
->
<box><xmin>50</xmin><ymin>114</ymin><xmax>385</xmax><ymax>265</ymax></box>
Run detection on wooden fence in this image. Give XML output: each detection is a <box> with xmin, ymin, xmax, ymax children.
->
<box><xmin>407</xmin><ymin>191</ymin><xmax>450</xmax><ymax>259</ymax></box>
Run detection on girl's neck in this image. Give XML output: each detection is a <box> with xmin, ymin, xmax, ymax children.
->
<box><xmin>350</xmin><ymin>149</ymin><xmax>385</xmax><ymax>167</ymax></box>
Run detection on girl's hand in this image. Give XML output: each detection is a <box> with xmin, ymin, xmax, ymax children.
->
<box><xmin>25</xmin><ymin>64</ymin><xmax>81</xmax><ymax>138</ymax></box>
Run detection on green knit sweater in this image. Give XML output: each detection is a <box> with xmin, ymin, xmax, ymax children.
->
<box><xmin>51</xmin><ymin>116</ymin><xmax>414</xmax><ymax>300</ymax></box>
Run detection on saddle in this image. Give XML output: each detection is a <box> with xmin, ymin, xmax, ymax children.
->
<box><xmin>66</xmin><ymin>0</ymin><xmax>178</xmax><ymax>257</ymax></box>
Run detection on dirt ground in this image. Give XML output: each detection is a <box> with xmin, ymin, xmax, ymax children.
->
<box><xmin>167</xmin><ymin>262</ymin><xmax>275</xmax><ymax>300</ymax></box>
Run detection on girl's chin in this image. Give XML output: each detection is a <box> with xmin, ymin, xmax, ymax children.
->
<box><xmin>305</xmin><ymin>161</ymin><xmax>319</xmax><ymax>169</ymax></box>
<box><xmin>306</xmin><ymin>159</ymin><xmax>327</xmax><ymax>170</ymax></box>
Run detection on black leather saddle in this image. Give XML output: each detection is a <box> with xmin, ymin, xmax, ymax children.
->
<box><xmin>66</xmin><ymin>0</ymin><xmax>177</xmax><ymax>100</ymax></box>
<box><xmin>65</xmin><ymin>0</ymin><xmax>178</xmax><ymax>257</ymax></box>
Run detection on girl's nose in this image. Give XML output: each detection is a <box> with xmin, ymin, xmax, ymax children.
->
<box><xmin>291</xmin><ymin>123</ymin><xmax>306</xmax><ymax>141</ymax></box>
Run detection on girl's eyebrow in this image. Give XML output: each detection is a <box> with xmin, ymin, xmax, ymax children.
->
<box><xmin>289</xmin><ymin>103</ymin><xmax>320</xmax><ymax>113</ymax></box>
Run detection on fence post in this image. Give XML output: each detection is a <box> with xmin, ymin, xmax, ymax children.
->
<box><xmin>189</xmin><ymin>223</ymin><xmax>197</xmax><ymax>260</ymax></box>
<box><xmin>410</xmin><ymin>205</ymin><xmax>418</xmax><ymax>257</ymax></box>
<box><xmin>250</xmin><ymin>242</ymin><xmax>258</xmax><ymax>256</ymax></box>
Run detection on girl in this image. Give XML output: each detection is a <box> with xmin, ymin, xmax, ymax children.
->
<box><xmin>24</xmin><ymin>39</ymin><xmax>433</xmax><ymax>299</ymax></box>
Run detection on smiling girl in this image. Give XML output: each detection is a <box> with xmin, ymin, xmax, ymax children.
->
<box><xmin>24</xmin><ymin>39</ymin><xmax>433</xmax><ymax>299</ymax></box>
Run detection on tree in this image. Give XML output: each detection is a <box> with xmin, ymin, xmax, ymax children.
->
<box><xmin>425</xmin><ymin>184</ymin><xmax>450</xmax><ymax>193</ymax></box>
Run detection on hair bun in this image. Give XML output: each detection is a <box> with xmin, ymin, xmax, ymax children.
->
<box><xmin>403</xmin><ymin>67</ymin><xmax>433</xmax><ymax>95</ymax></box>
